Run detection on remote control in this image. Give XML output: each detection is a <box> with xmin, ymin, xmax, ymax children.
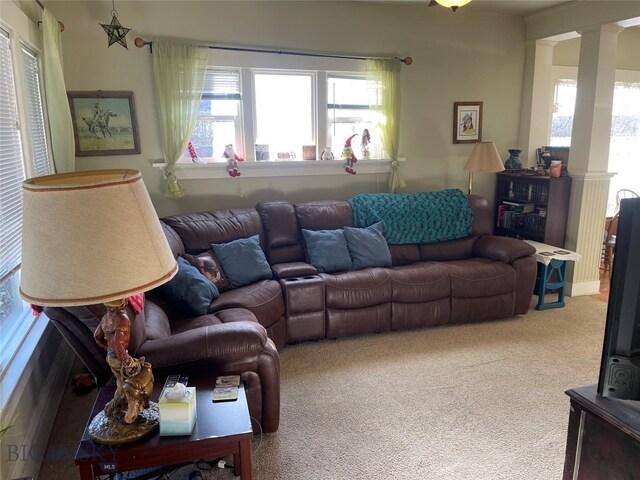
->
<box><xmin>179</xmin><ymin>376</ymin><xmax>189</xmax><ymax>387</ymax></box>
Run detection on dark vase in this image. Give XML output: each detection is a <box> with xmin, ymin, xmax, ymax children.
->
<box><xmin>504</xmin><ymin>149</ymin><xmax>522</xmax><ymax>170</ymax></box>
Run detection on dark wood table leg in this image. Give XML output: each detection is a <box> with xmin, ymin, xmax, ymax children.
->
<box><xmin>77</xmin><ymin>462</ymin><xmax>96</xmax><ymax>480</ymax></box>
<box><xmin>236</xmin><ymin>438</ymin><xmax>252</xmax><ymax>480</ymax></box>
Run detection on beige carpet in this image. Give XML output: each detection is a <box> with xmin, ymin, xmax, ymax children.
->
<box><xmin>38</xmin><ymin>296</ymin><xmax>607</xmax><ymax>480</ymax></box>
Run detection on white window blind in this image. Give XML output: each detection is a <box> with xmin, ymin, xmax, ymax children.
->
<box><xmin>202</xmin><ymin>69</ymin><xmax>241</xmax><ymax>99</ymax></box>
<box><xmin>0</xmin><ymin>28</ymin><xmax>26</xmax><ymax>284</ymax></box>
<box><xmin>20</xmin><ymin>44</ymin><xmax>51</xmax><ymax>177</ymax></box>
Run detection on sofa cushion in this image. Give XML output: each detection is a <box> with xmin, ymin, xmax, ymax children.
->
<box><xmin>443</xmin><ymin>258</ymin><xmax>517</xmax><ymax>298</ymax></box>
<box><xmin>344</xmin><ymin>222</ymin><xmax>392</xmax><ymax>270</ymax></box>
<box><xmin>211</xmin><ymin>235</ymin><xmax>273</xmax><ymax>288</ymax></box>
<box><xmin>162</xmin><ymin>209</ymin><xmax>264</xmax><ymax>253</ymax></box>
<box><xmin>321</xmin><ymin>268</ymin><xmax>391</xmax><ymax>309</ymax></box>
<box><xmin>209</xmin><ymin>279</ymin><xmax>285</xmax><ymax>330</ymax></box>
<box><xmin>302</xmin><ymin>228</ymin><xmax>353</xmax><ymax>273</ymax></box>
<box><xmin>181</xmin><ymin>250</ymin><xmax>230</xmax><ymax>292</ymax></box>
<box><xmin>388</xmin><ymin>262</ymin><xmax>451</xmax><ymax>303</ymax></box>
<box><xmin>159</xmin><ymin>257</ymin><xmax>220</xmax><ymax>317</ymax></box>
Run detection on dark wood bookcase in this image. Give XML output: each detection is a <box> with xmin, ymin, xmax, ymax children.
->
<box><xmin>494</xmin><ymin>172</ymin><xmax>572</xmax><ymax>247</ymax></box>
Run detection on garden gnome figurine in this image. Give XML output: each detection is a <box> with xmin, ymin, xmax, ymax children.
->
<box><xmin>342</xmin><ymin>134</ymin><xmax>359</xmax><ymax>175</ymax></box>
<box><xmin>361</xmin><ymin>129</ymin><xmax>371</xmax><ymax>160</ymax></box>
<box><xmin>223</xmin><ymin>144</ymin><xmax>244</xmax><ymax>177</ymax></box>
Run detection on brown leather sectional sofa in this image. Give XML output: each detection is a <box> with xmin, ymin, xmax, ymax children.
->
<box><xmin>44</xmin><ymin>193</ymin><xmax>537</xmax><ymax>435</ymax></box>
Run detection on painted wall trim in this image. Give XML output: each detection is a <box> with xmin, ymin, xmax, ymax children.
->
<box><xmin>152</xmin><ymin>158</ymin><xmax>401</xmax><ymax>180</ymax></box>
<box><xmin>566</xmin><ymin>280</ymin><xmax>601</xmax><ymax>297</ymax></box>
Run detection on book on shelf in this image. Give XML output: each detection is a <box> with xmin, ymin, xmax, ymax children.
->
<box><xmin>502</xmin><ymin>201</ymin><xmax>535</xmax><ymax>213</ymax></box>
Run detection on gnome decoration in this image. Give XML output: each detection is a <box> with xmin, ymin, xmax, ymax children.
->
<box><xmin>361</xmin><ymin>129</ymin><xmax>371</xmax><ymax>160</ymax></box>
<box><xmin>187</xmin><ymin>141</ymin><xmax>206</xmax><ymax>164</ymax></box>
<box><xmin>342</xmin><ymin>134</ymin><xmax>359</xmax><ymax>175</ymax></box>
<box><xmin>223</xmin><ymin>144</ymin><xmax>244</xmax><ymax>177</ymax></box>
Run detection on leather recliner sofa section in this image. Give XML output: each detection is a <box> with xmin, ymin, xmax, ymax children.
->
<box><xmin>44</xmin><ymin>193</ymin><xmax>537</xmax><ymax>435</ymax></box>
<box><xmin>251</xmin><ymin>195</ymin><xmax>536</xmax><ymax>344</ymax></box>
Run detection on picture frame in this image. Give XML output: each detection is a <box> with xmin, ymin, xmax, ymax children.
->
<box><xmin>453</xmin><ymin>101</ymin><xmax>483</xmax><ymax>144</ymax></box>
<box><xmin>68</xmin><ymin>91</ymin><xmax>141</xmax><ymax>156</ymax></box>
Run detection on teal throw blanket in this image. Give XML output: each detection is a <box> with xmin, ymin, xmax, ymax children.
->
<box><xmin>347</xmin><ymin>189</ymin><xmax>473</xmax><ymax>244</ymax></box>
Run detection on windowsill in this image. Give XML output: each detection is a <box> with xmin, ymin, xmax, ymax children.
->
<box><xmin>0</xmin><ymin>312</ymin><xmax>49</xmax><ymax>409</ymax></box>
<box><xmin>152</xmin><ymin>158</ymin><xmax>401</xmax><ymax>180</ymax></box>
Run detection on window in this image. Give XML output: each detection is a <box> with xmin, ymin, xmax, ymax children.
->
<box><xmin>184</xmin><ymin>67</ymin><xmax>385</xmax><ymax>164</ymax></box>
<box><xmin>327</xmin><ymin>75</ymin><xmax>381</xmax><ymax>159</ymax></box>
<box><xmin>254</xmin><ymin>71</ymin><xmax>314</xmax><ymax>161</ymax></box>
<box><xmin>550</xmin><ymin>79</ymin><xmax>576</xmax><ymax>147</ymax></box>
<box><xmin>550</xmin><ymin>77</ymin><xmax>640</xmax><ymax>215</ymax></box>
<box><xmin>20</xmin><ymin>45</ymin><xmax>51</xmax><ymax>177</ymax></box>
<box><xmin>184</xmin><ymin>68</ymin><xmax>243</xmax><ymax>162</ymax></box>
<box><xmin>0</xmin><ymin>28</ymin><xmax>50</xmax><ymax>375</ymax></box>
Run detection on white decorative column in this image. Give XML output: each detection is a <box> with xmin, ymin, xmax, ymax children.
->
<box><xmin>564</xmin><ymin>25</ymin><xmax>623</xmax><ymax>296</ymax></box>
<box><xmin>518</xmin><ymin>40</ymin><xmax>557</xmax><ymax>167</ymax></box>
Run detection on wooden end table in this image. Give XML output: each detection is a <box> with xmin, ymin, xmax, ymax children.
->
<box><xmin>523</xmin><ymin>240</ymin><xmax>582</xmax><ymax>310</ymax></box>
<box><xmin>75</xmin><ymin>376</ymin><xmax>253</xmax><ymax>479</ymax></box>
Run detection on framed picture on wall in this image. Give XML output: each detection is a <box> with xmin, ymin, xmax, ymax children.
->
<box><xmin>453</xmin><ymin>101</ymin><xmax>483</xmax><ymax>144</ymax></box>
<box><xmin>68</xmin><ymin>90</ymin><xmax>141</xmax><ymax>156</ymax></box>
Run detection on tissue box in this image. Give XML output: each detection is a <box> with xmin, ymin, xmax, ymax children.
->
<box><xmin>159</xmin><ymin>386</ymin><xmax>197</xmax><ymax>436</ymax></box>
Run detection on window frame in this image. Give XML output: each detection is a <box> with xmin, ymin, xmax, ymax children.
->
<box><xmin>0</xmin><ymin>21</ymin><xmax>52</xmax><ymax>380</ymax></box>
<box><xmin>185</xmin><ymin>67</ymin><xmax>245</xmax><ymax>162</ymax></box>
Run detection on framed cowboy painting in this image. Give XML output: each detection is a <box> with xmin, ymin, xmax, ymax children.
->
<box><xmin>68</xmin><ymin>90</ymin><xmax>141</xmax><ymax>156</ymax></box>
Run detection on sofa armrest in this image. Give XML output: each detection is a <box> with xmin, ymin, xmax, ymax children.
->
<box><xmin>139</xmin><ymin>320</ymin><xmax>281</xmax><ymax>433</ymax></box>
<box><xmin>271</xmin><ymin>262</ymin><xmax>318</xmax><ymax>279</ymax></box>
<box><xmin>138</xmin><ymin>321</ymin><xmax>271</xmax><ymax>368</ymax></box>
<box><xmin>473</xmin><ymin>235</ymin><xmax>536</xmax><ymax>264</ymax></box>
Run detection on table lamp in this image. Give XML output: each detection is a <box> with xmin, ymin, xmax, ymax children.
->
<box><xmin>463</xmin><ymin>142</ymin><xmax>505</xmax><ymax>195</ymax></box>
<box><xmin>20</xmin><ymin>170</ymin><xmax>177</xmax><ymax>444</ymax></box>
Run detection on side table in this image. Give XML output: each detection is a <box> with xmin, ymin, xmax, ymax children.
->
<box><xmin>75</xmin><ymin>376</ymin><xmax>253</xmax><ymax>479</ymax></box>
<box><xmin>524</xmin><ymin>240</ymin><xmax>582</xmax><ymax>310</ymax></box>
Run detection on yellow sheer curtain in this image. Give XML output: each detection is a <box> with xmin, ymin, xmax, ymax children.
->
<box><xmin>152</xmin><ymin>39</ymin><xmax>207</xmax><ymax>198</ymax></box>
<box><xmin>43</xmin><ymin>9</ymin><xmax>75</xmax><ymax>173</ymax></box>
<box><xmin>366</xmin><ymin>58</ymin><xmax>406</xmax><ymax>193</ymax></box>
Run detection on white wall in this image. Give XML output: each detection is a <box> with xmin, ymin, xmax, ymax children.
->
<box><xmin>48</xmin><ymin>0</ymin><xmax>529</xmax><ymax>216</ymax></box>
<box><xmin>553</xmin><ymin>27</ymin><xmax>640</xmax><ymax>69</ymax></box>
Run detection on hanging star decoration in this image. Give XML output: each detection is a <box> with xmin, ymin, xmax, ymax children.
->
<box><xmin>100</xmin><ymin>11</ymin><xmax>131</xmax><ymax>49</ymax></box>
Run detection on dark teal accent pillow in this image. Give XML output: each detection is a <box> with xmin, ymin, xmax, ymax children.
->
<box><xmin>210</xmin><ymin>235</ymin><xmax>273</xmax><ymax>288</ymax></box>
<box><xmin>159</xmin><ymin>256</ymin><xmax>219</xmax><ymax>316</ymax></box>
<box><xmin>344</xmin><ymin>222</ymin><xmax>392</xmax><ymax>270</ymax></box>
<box><xmin>302</xmin><ymin>228</ymin><xmax>353</xmax><ymax>273</ymax></box>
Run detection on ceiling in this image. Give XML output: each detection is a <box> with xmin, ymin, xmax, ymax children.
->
<box><xmin>371</xmin><ymin>0</ymin><xmax>571</xmax><ymax>15</ymax></box>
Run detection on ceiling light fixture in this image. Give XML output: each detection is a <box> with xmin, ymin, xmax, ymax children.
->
<box><xmin>433</xmin><ymin>0</ymin><xmax>473</xmax><ymax>12</ymax></box>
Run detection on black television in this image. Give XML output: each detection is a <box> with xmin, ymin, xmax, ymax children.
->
<box><xmin>598</xmin><ymin>197</ymin><xmax>640</xmax><ymax>400</ymax></box>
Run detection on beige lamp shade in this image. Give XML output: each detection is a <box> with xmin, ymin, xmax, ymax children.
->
<box><xmin>463</xmin><ymin>142</ymin><xmax>505</xmax><ymax>173</ymax></box>
<box><xmin>20</xmin><ymin>170</ymin><xmax>177</xmax><ymax>306</ymax></box>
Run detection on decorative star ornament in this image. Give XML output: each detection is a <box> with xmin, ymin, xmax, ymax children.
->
<box><xmin>100</xmin><ymin>12</ymin><xmax>131</xmax><ymax>49</ymax></box>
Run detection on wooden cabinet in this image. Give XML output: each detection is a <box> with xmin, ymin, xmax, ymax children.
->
<box><xmin>563</xmin><ymin>385</ymin><xmax>640</xmax><ymax>480</ymax></box>
<box><xmin>494</xmin><ymin>172</ymin><xmax>572</xmax><ymax>247</ymax></box>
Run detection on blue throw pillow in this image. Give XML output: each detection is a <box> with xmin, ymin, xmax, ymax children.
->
<box><xmin>159</xmin><ymin>256</ymin><xmax>219</xmax><ymax>316</ymax></box>
<box><xmin>210</xmin><ymin>235</ymin><xmax>273</xmax><ymax>288</ymax></box>
<box><xmin>344</xmin><ymin>222</ymin><xmax>392</xmax><ymax>270</ymax></box>
<box><xmin>302</xmin><ymin>228</ymin><xmax>353</xmax><ymax>273</ymax></box>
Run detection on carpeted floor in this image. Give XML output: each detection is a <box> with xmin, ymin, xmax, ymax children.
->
<box><xmin>38</xmin><ymin>295</ymin><xmax>607</xmax><ymax>480</ymax></box>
